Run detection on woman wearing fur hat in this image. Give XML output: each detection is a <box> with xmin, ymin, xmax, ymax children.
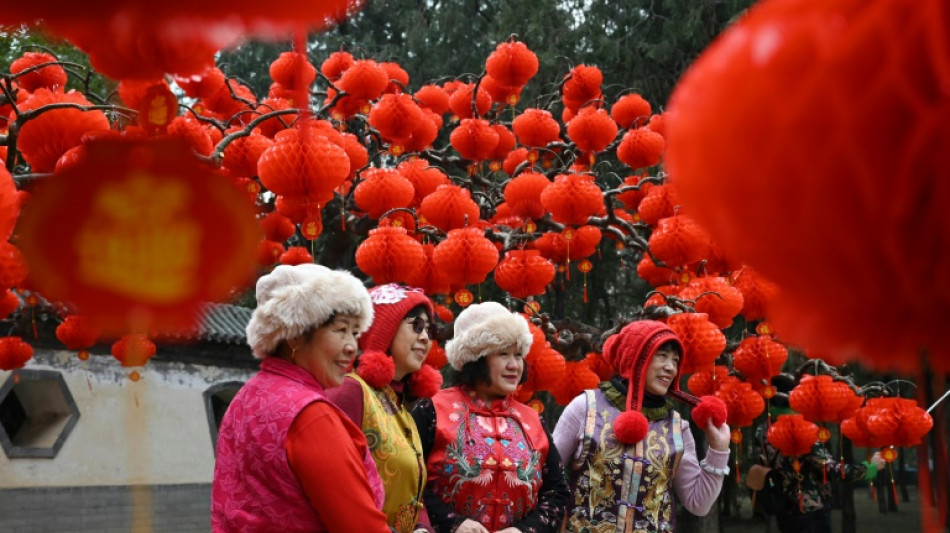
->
<box><xmin>411</xmin><ymin>302</ymin><xmax>570</xmax><ymax>533</ymax></box>
<box><xmin>326</xmin><ymin>283</ymin><xmax>444</xmax><ymax>533</ymax></box>
<box><xmin>211</xmin><ymin>264</ymin><xmax>391</xmax><ymax>533</ymax></box>
<box><xmin>552</xmin><ymin>319</ymin><xmax>731</xmax><ymax>533</ymax></box>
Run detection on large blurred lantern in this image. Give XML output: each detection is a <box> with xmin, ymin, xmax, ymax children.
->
<box><xmin>18</xmin><ymin>139</ymin><xmax>260</xmax><ymax>336</ymax></box>
<box><xmin>665</xmin><ymin>0</ymin><xmax>950</xmax><ymax>371</ymax></box>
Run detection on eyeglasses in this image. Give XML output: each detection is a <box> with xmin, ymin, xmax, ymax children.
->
<box><xmin>407</xmin><ymin>316</ymin><xmax>439</xmax><ymax>340</ymax></box>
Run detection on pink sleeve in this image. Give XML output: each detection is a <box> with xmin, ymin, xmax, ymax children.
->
<box><xmin>673</xmin><ymin>419</ymin><xmax>729</xmax><ymax>516</ymax></box>
<box><xmin>323</xmin><ymin>375</ymin><xmax>364</xmax><ymax>427</ymax></box>
<box><xmin>552</xmin><ymin>393</ymin><xmax>587</xmax><ymax>468</ymax></box>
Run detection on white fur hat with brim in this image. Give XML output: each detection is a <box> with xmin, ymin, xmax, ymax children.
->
<box><xmin>246</xmin><ymin>264</ymin><xmax>373</xmax><ymax>359</ymax></box>
<box><xmin>445</xmin><ymin>301</ymin><xmax>533</xmax><ymax>370</ymax></box>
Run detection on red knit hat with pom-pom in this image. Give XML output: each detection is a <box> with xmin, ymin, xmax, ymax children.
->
<box><xmin>355</xmin><ymin>284</ymin><xmax>441</xmax><ymax>397</ymax></box>
<box><xmin>602</xmin><ymin>319</ymin><xmax>727</xmax><ymax>444</ymax></box>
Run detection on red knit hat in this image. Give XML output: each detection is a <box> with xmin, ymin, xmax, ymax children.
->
<box><xmin>602</xmin><ymin>319</ymin><xmax>727</xmax><ymax>444</ymax></box>
<box><xmin>355</xmin><ymin>284</ymin><xmax>442</xmax><ymax>397</ymax></box>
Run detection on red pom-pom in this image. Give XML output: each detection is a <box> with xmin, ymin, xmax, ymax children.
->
<box><xmin>355</xmin><ymin>349</ymin><xmax>394</xmax><ymax>388</ymax></box>
<box><xmin>692</xmin><ymin>395</ymin><xmax>728</xmax><ymax>429</ymax></box>
<box><xmin>614</xmin><ymin>410</ymin><xmax>649</xmax><ymax>444</ymax></box>
<box><xmin>408</xmin><ymin>363</ymin><xmax>443</xmax><ymax>398</ymax></box>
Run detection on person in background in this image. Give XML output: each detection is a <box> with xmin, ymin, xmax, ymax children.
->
<box><xmin>327</xmin><ymin>283</ymin><xmax>444</xmax><ymax>533</ymax></box>
<box><xmin>553</xmin><ymin>319</ymin><xmax>731</xmax><ymax>533</ymax></box>
<box><xmin>752</xmin><ymin>373</ymin><xmax>885</xmax><ymax>533</ymax></box>
<box><xmin>211</xmin><ymin>264</ymin><xmax>392</xmax><ymax>533</ymax></box>
<box><xmin>411</xmin><ymin>301</ymin><xmax>569</xmax><ymax>533</ymax></box>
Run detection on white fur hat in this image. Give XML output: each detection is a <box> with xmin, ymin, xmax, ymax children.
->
<box><xmin>445</xmin><ymin>301</ymin><xmax>533</xmax><ymax>370</ymax></box>
<box><xmin>246</xmin><ymin>264</ymin><xmax>373</xmax><ymax>359</ymax></box>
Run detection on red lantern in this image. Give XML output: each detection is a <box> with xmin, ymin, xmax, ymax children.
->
<box><xmin>611</xmin><ymin>93</ymin><xmax>652</xmax><ymax>129</ymax></box>
<box><xmin>550</xmin><ymin>360</ymin><xmax>600</xmax><ymax>406</ymax></box>
<box><xmin>379</xmin><ymin>61</ymin><xmax>410</xmax><ymax>94</ymax></box>
<box><xmin>0</xmin><ymin>166</ymin><xmax>18</xmax><ymax>242</ymax></box>
<box><xmin>865</xmin><ymin>397</ymin><xmax>933</xmax><ymax>448</ymax></box>
<box><xmin>368</xmin><ymin>93</ymin><xmax>425</xmax><ymax>148</ymax></box>
<box><xmin>539</xmin><ymin>173</ymin><xmax>605</xmax><ymax>226</ymax></box>
<box><xmin>17</xmin><ymin>139</ymin><xmax>261</xmax><ymax>336</ymax></box>
<box><xmin>10</xmin><ymin>52</ymin><xmax>67</xmax><ymax>92</ymax></box>
<box><xmin>678</xmin><ymin>276</ymin><xmax>744</xmax><ymax>329</ymax></box>
<box><xmin>418</xmin><ymin>184</ymin><xmax>481</xmax><ymax>232</ymax></box>
<box><xmin>56</xmin><ymin>315</ymin><xmax>101</xmax><ymax>359</ymax></box>
<box><xmin>354</xmin><ymin>167</ymin><xmax>415</xmax><ymax>219</ymax></box>
<box><xmin>616</xmin><ymin>128</ymin><xmax>665</xmax><ymax>171</ymax></box>
<box><xmin>717</xmin><ymin>379</ymin><xmax>765</xmax><ymax>428</ymax></box>
<box><xmin>503</xmin><ymin>171</ymin><xmax>550</xmax><ymax>220</ymax></box>
<box><xmin>480</xmin><ymin>76</ymin><xmax>522</xmax><ymax>107</ymax></box>
<box><xmin>488</xmin><ymin>124</ymin><xmax>517</xmax><ymax>163</ymax></box>
<box><xmin>616</xmin><ymin>174</ymin><xmax>654</xmax><ymax>211</ymax></box>
<box><xmin>647</xmin><ymin>214</ymin><xmax>711</xmax><ymax>269</ymax></box>
<box><xmin>562</xmin><ymin>64</ymin><xmax>603</xmax><ymax>110</ymax></box>
<box><xmin>111</xmin><ymin>333</ymin><xmax>155</xmax><ymax>368</ymax></box>
<box><xmin>789</xmin><ymin>375</ymin><xmax>853</xmax><ymax>423</ymax></box>
<box><xmin>0</xmin><ymin>336</ymin><xmax>34</xmax><ymax>370</ymax></box>
<box><xmin>257</xmin><ymin>124</ymin><xmax>350</xmax><ymax>206</ymax></box>
<box><xmin>566</xmin><ymin>107</ymin><xmax>618</xmax><ymax>155</ymax></box>
<box><xmin>485</xmin><ymin>40</ymin><xmax>539</xmax><ymax>88</ymax></box>
<box><xmin>447</xmin><ymin>83</ymin><xmax>492</xmax><ymax>119</ymax></box>
<box><xmin>138</xmin><ymin>83</ymin><xmax>179</xmax><ymax>134</ymax></box>
<box><xmin>687</xmin><ymin>365</ymin><xmax>732</xmax><ymax>396</ymax></box>
<box><xmin>532</xmin><ymin>226</ymin><xmax>602</xmax><ymax>264</ymax></box>
<box><xmin>260</xmin><ymin>211</ymin><xmax>296</xmax><ymax>243</ymax></box>
<box><xmin>0</xmin><ymin>289</ymin><xmax>19</xmax><ymax>319</ymax></box>
<box><xmin>321</xmin><ymin>51</ymin><xmax>354</xmax><ymax>82</ymax></box>
<box><xmin>398</xmin><ymin>159</ymin><xmax>449</xmax><ymax>207</ymax></box>
<box><xmin>223</xmin><ymin>129</ymin><xmax>275</xmax><ymax>177</ymax></box>
<box><xmin>269</xmin><ymin>52</ymin><xmax>316</xmax><ymax>91</ymax></box>
<box><xmin>494</xmin><ymin>249</ymin><xmax>555</xmax><ymax>299</ymax></box>
<box><xmin>512</xmin><ymin>108</ymin><xmax>561</xmax><ymax>148</ymax></box>
<box><xmin>636</xmin><ymin>184</ymin><xmax>678</xmax><ymax>227</ymax></box>
<box><xmin>355</xmin><ymin>226</ymin><xmax>425</xmax><ymax>285</ymax></box>
<box><xmin>414</xmin><ymin>84</ymin><xmax>450</xmax><ymax>115</ymax></box>
<box><xmin>17</xmin><ymin>89</ymin><xmax>111</xmax><ymax>173</ymax></box>
<box><xmin>433</xmin><ymin>227</ymin><xmax>499</xmax><ymax>286</ymax></box>
<box><xmin>666</xmin><ymin>312</ymin><xmax>726</xmax><ymax>374</ymax></box>
<box><xmin>338</xmin><ymin>59</ymin><xmax>389</xmax><ymax>101</ymax></box>
<box><xmin>636</xmin><ymin>254</ymin><xmax>676</xmax><ymax>287</ymax></box>
<box><xmin>0</xmin><ymin>242</ymin><xmax>28</xmax><ymax>289</ymax></box>
<box><xmin>405</xmin><ymin>243</ymin><xmax>452</xmax><ymax>296</ymax></box>
<box><xmin>665</xmin><ymin>0</ymin><xmax>950</xmax><ymax>372</ymax></box>
<box><xmin>768</xmin><ymin>414</ymin><xmax>819</xmax><ymax>457</ymax></box>
<box><xmin>454</xmin><ymin>288</ymin><xmax>475</xmax><ymax>307</ymax></box>
<box><xmin>279</xmin><ymin>246</ymin><xmax>313</xmax><ymax>266</ymax></box>
<box><xmin>732</xmin><ymin>335</ymin><xmax>788</xmax><ymax>383</ymax></box>
<box><xmin>450</xmin><ymin>118</ymin><xmax>500</xmax><ymax>162</ymax></box>
<box><xmin>166</xmin><ymin>116</ymin><xmax>214</xmax><ymax>156</ymax></box>
<box><xmin>841</xmin><ymin>398</ymin><xmax>891</xmax><ymax>448</ymax></box>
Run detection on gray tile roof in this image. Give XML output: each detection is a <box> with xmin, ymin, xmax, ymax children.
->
<box><xmin>191</xmin><ymin>303</ymin><xmax>253</xmax><ymax>345</ymax></box>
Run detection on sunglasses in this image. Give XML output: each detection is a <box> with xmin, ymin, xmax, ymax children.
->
<box><xmin>408</xmin><ymin>316</ymin><xmax>439</xmax><ymax>340</ymax></box>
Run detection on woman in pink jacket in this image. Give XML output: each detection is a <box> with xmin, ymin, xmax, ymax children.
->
<box><xmin>552</xmin><ymin>319</ymin><xmax>731</xmax><ymax>533</ymax></box>
<box><xmin>211</xmin><ymin>264</ymin><xmax>392</xmax><ymax>533</ymax></box>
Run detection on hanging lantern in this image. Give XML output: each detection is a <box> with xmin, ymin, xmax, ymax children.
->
<box><xmin>636</xmin><ymin>254</ymin><xmax>676</xmax><ymax>287</ymax></box>
<box><xmin>355</xmin><ymin>226</ymin><xmax>425</xmax><ymax>285</ymax></box>
<box><xmin>503</xmin><ymin>171</ymin><xmax>550</xmax><ymax>220</ymax></box>
<box><xmin>269</xmin><ymin>51</ymin><xmax>316</xmax><ymax>91</ymax></box>
<box><xmin>447</xmin><ymin>83</ymin><xmax>492</xmax><ymax>119</ymax></box>
<box><xmin>732</xmin><ymin>335</ymin><xmax>789</xmax><ymax>384</ymax></box>
<box><xmin>494</xmin><ymin>249</ymin><xmax>555</xmax><ymax>299</ymax></box>
<box><xmin>257</xmin><ymin>124</ymin><xmax>351</xmax><ymax>205</ymax></box>
<box><xmin>256</xmin><ymin>240</ymin><xmax>285</xmax><ymax>267</ymax></box>
<box><xmin>222</xmin><ymin>129</ymin><xmax>275</xmax><ymax>177</ymax></box>
<box><xmin>512</xmin><ymin>108</ymin><xmax>561</xmax><ymax>148</ymax></box>
<box><xmin>647</xmin><ymin>214</ymin><xmax>711</xmax><ymax>269</ymax></box>
<box><xmin>616</xmin><ymin>127</ymin><xmax>665</xmax><ymax>171</ymax></box>
<box><xmin>566</xmin><ymin>107</ymin><xmax>618</xmax><ymax>155</ymax></box>
<box><xmin>665</xmin><ymin>0</ymin><xmax>950</xmax><ymax>372</ymax></box>
<box><xmin>865</xmin><ymin>397</ymin><xmax>933</xmax><ymax>448</ymax></box>
<box><xmin>405</xmin><ymin>243</ymin><xmax>452</xmax><ymax>296</ymax></box>
<box><xmin>636</xmin><ymin>184</ymin><xmax>679</xmax><ymax>227</ymax></box>
<box><xmin>138</xmin><ymin>83</ymin><xmax>179</xmax><ymax>134</ymax></box>
<box><xmin>0</xmin><ymin>336</ymin><xmax>34</xmax><ymax>370</ymax></box>
<box><xmin>616</xmin><ymin>174</ymin><xmax>654</xmax><ymax>211</ymax></box>
<box><xmin>841</xmin><ymin>398</ymin><xmax>891</xmax><ymax>448</ymax></box>
<box><xmin>418</xmin><ymin>184</ymin><xmax>482</xmax><ymax>232</ymax></box>
<box><xmin>687</xmin><ymin>365</ymin><xmax>732</xmax><ymax>396</ymax></box>
<box><xmin>337</xmin><ymin>59</ymin><xmax>388</xmax><ymax>101</ymax></box>
<box><xmin>678</xmin><ymin>276</ymin><xmax>744</xmax><ymax>329</ymax></box>
<box><xmin>485</xmin><ymin>39</ymin><xmax>539</xmax><ymax>88</ymax></box>
<box><xmin>425</xmin><ymin>340</ymin><xmax>448</xmax><ymax>369</ymax></box>
<box><xmin>368</xmin><ymin>93</ymin><xmax>425</xmax><ymax>149</ymax></box>
<box><xmin>56</xmin><ymin>314</ymin><xmax>100</xmax><ymax>361</ymax></box>
<box><xmin>0</xmin><ymin>242</ymin><xmax>29</xmax><ymax>289</ymax></box>
<box><xmin>488</xmin><ymin>124</ymin><xmax>517</xmax><ymax>165</ymax></box>
<box><xmin>550</xmin><ymin>360</ymin><xmax>600</xmax><ymax>406</ymax></box>
<box><xmin>717</xmin><ymin>379</ymin><xmax>766</xmax><ymax>428</ymax></box>
<box><xmin>789</xmin><ymin>375</ymin><xmax>854</xmax><ymax>423</ymax></box>
<box><xmin>18</xmin><ymin>139</ymin><xmax>260</xmax><ymax>336</ymax></box>
<box><xmin>0</xmin><ymin>289</ymin><xmax>19</xmax><ymax>319</ymax></box>
<box><xmin>731</xmin><ymin>267</ymin><xmax>780</xmax><ymax>322</ymax></box>
<box><xmin>260</xmin><ymin>211</ymin><xmax>296</xmax><ymax>243</ymax></box>
<box><xmin>353</xmin><ymin>167</ymin><xmax>415</xmax><ymax>219</ymax></box>
<box><xmin>0</xmin><ymin>166</ymin><xmax>18</xmax><ymax>242</ymax></box>
<box><xmin>378</xmin><ymin>61</ymin><xmax>410</xmax><ymax>94</ymax></box>
<box><xmin>414</xmin><ymin>84</ymin><xmax>450</xmax><ymax>115</ymax></box>
<box><xmin>450</xmin><ymin>118</ymin><xmax>500</xmax><ymax>162</ymax></box>
<box><xmin>17</xmin><ymin>89</ymin><xmax>111</xmax><ymax>173</ymax></box>
<box><xmin>433</xmin><ymin>227</ymin><xmax>499</xmax><ymax>286</ymax></box>
<box><xmin>166</xmin><ymin>116</ymin><xmax>215</xmax><ymax>156</ymax></box>
<box><xmin>502</xmin><ymin>147</ymin><xmax>531</xmax><ymax>177</ymax></box>
<box><xmin>10</xmin><ymin>51</ymin><xmax>67</xmax><ymax>92</ymax></box>
<box><xmin>454</xmin><ymin>288</ymin><xmax>475</xmax><ymax>307</ymax></box>
<box><xmin>768</xmin><ymin>414</ymin><xmax>819</xmax><ymax>457</ymax></box>
<box><xmin>279</xmin><ymin>246</ymin><xmax>313</xmax><ymax>266</ymax></box>
<box><xmin>539</xmin><ymin>173</ymin><xmax>605</xmax><ymax>226</ymax></box>
<box><xmin>562</xmin><ymin>64</ymin><xmax>603</xmax><ymax>110</ymax></box>
<box><xmin>321</xmin><ymin>51</ymin><xmax>354</xmax><ymax>81</ymax></box>
<box><xmin>666</xmin><ymin>312</ymin><xmax>726</xmax><ymax>374</ymax></box>
<box><xmin>611</xmin><ymin>93</ymin><xmax>652</xmax><ymax>129</ymax></box>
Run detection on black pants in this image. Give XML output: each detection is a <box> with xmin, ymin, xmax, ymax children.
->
<box><xmin>776</xmin><ymin>508</ymin><xmax>832</xmax><ymax>533</ymax></box>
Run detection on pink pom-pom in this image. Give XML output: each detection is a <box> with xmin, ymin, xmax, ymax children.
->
<box><xmin>408</xmin><ymin>364</ymin><xmax>443</xmax><ymax>398</ymax></box>
<box><xmin>692</xmin><ymin>395</ymin><xmax>727</xmax><ymax>428</ymax></box>
<box><xmin>614</xmin><ymin>410</ymin><xmax>649</xmax><ymax>444</ymax></box>
<box><xmin>355</xmin><ymin>349</ymin><xmax>394</xmax><ymax>388</ymax></box>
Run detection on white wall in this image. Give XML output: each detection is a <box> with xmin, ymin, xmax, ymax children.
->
<box><xmin>0</xmin><ymin>349</ymin><xmax>255</xmax><ymax>488</ymax></box>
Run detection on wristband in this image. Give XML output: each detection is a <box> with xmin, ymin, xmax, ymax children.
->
<box><xmin>700</xmin><ymin>458</ymin><xmax>730</xmax><ymax>476</ymax></box>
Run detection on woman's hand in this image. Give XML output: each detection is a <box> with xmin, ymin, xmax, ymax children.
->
<box><xmin>870</xmin><ymin>451</ymin><xmax>886</xmax><ymax>471</ymax></box>
<box><xmin>456</xmin><ymin>518</ymin><xmax>490</xmax><ymax>533</ymax></box>
<box><xmin>705</xmin><ymin>419</ymin><xmax>731</xmax><ymax>451</ymax></box>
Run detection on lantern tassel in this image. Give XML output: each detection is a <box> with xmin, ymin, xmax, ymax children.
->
<box><xmin>582</xmin><ymin>274</ymin><xmax>588</xmax><ymax>303</ymax></box>
<box><xmin>735</xmin><ymin>441</ymin><xmax>742</xmax><ymax>484</ymax></box>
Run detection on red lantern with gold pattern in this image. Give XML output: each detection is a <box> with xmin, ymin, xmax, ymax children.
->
<box><xmin>17</xmin><ymin>139</ymin><xmax>261</xmax><ymax>337</ymax></box>
<box><xmin>494</xmin><ymin>249</ymin><xmax>555</xmax><ymax>299</ymax></box>
<box><xmin>433</xmin><ymin>227</ymin><xmax>499</xmax><ymax>286</ymax></box>
<box><xmin>768</xmin><ymin>414</ymin><xmax>819</xmax><ymax>457</ymax></box>
<box><xmin>355</xmin><ymin>226</ymin><xmax>425</xmax><ymax>285</ymax></box>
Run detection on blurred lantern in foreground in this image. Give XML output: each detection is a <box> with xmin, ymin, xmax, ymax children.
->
<box><xmin>665</xmin><ymin>0</ymin><xmax>950</xmax><ymax>372</ymax></box>
<box><xmin>18</xmin><ymin>139</ymin><xmax>260</xmax><ymax>337</ymax></box>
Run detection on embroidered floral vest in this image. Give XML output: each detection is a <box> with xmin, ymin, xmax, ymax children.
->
<box><xmin>352</xmin><ymin>374</ymin><xmax>427</xmax><ymax>533</ymax></box>
<box><xmin>212</xmin><ymin>358</ymin><xmax>384</xmax><ymax>533</ymax></box>
<box><xmin>426</xmin><ymin>386</ymin><xmax>549</xmax><ymax>531</ymax></box>
<box><xmin>565</xmin><ymin>388</ymin><xmax>685</xmax><ymax>533</ymax></box>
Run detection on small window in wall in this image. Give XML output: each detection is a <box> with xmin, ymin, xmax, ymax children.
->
<box><xmin>0</xmin><ymin>369</ymin><xmax>80</xmax><ymax>459</ymax></box>
<box><xmin>204</xmin><ymin>381</ymin><xmax>244</xmax><ymax>451</ymax></box>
